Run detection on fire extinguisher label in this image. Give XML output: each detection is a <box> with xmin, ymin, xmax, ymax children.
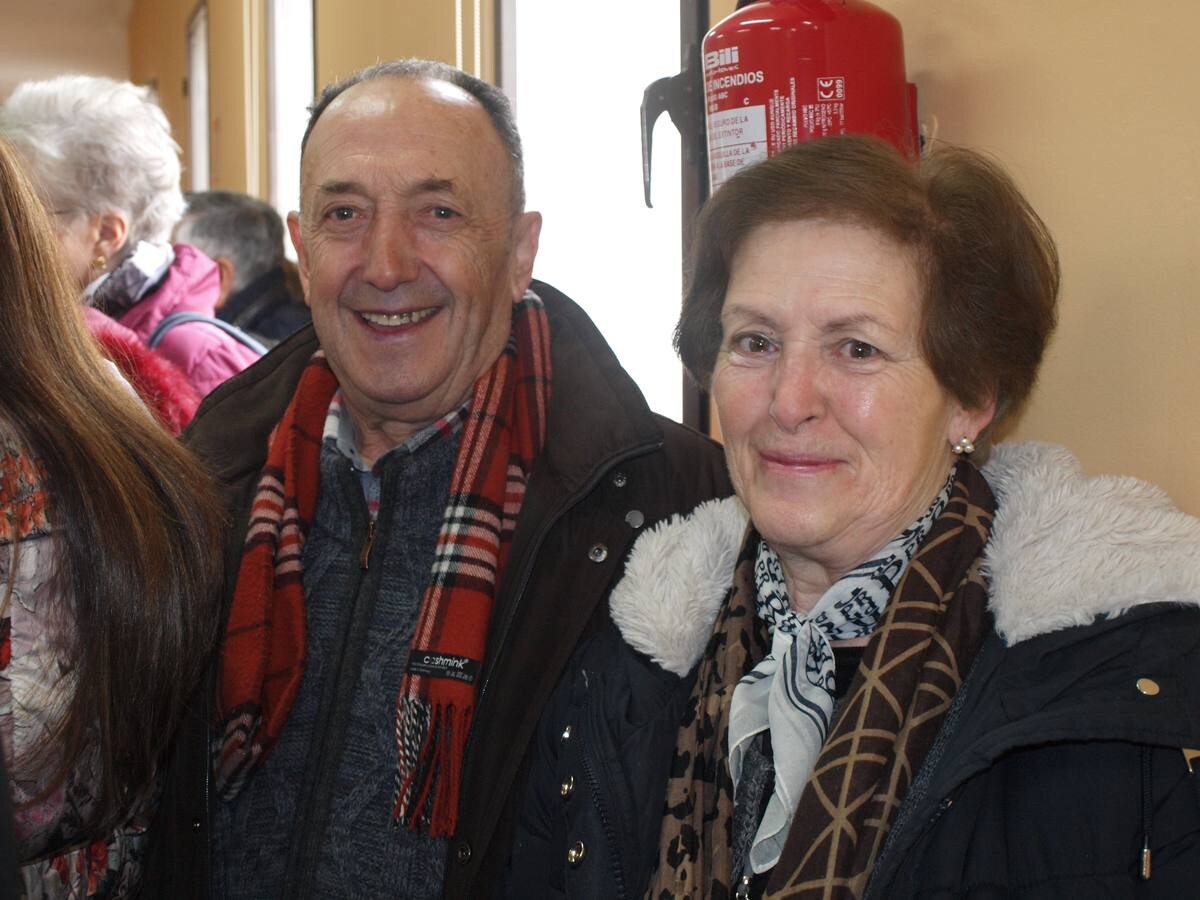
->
<box><xmin>801</xmin><ymin>75</ymin><xmax>847</xmax><ymax>139</ymax></box>
<box><xmin>816</xmin><ymin>76</ymin><xmax>846</xmax><ymax>101</ymax></box>
<box><xmin>708</xmin><ymin>106</ymin><xmax>768</xmax><ymax>190</ymax></box>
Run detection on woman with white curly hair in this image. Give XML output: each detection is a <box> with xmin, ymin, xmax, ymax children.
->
<box><xmin>1</xmin><ymin>75</ymin><xmax>259</xmax><ymax>398</ymax></box>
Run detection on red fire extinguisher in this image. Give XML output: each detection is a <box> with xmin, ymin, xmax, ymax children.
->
<box><xmin>703</xmin><ymin>0</ymin><xmax>918</xmax><ymax>191</ymax></box>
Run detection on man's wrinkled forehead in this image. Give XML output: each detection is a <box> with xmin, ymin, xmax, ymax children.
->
<box><xmin>303</xmin><ymin>78</ymin><xmax>476</xmax><ymax>163</ymax></box>
<box><xmin>297</xmin><ymin>73</ymin><xmax>518</xmax><ymax>214</ymax></box>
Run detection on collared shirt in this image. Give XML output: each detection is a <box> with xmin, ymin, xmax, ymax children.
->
<box><xmin>322</xmin><ymin>389</ymin><xmax>468</xmax><ymax>520</ymax></box>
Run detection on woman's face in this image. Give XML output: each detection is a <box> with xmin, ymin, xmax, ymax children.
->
<box><xmin>712</xmin><ymin>219</ymin><xmax>992</xmax><ymax>585</ymax></box>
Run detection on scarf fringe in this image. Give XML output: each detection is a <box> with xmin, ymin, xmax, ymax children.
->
<box><xmin>393</xmin><ymin>696</ymin><xmax>472</xmax><ymax>837</ymax></box>
<box><xmin>213</xmin><ymin>705</ymin><xmax>264</xmax><ymax>799</ymax></box>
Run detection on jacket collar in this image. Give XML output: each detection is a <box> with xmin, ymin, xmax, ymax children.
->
<box><xmin>609</xmin><ymin>442</ymin><xmax>1200</xmax><ymax>674</ymax></box>
<box><xmin>115</xmin><ymin>244</ymin><xmax>222</xmax><ymax>334</ymax></box>
<box><xmin>980</xmin><ymin>441</ymin><xmax>1200</xmax><ymax>644</ymax></box>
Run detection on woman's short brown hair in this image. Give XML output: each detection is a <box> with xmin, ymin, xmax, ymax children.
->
<box><xmin>676</xmin><ymin>134</ymin><xmax>1060</xmax><ymax>428</ymax></box>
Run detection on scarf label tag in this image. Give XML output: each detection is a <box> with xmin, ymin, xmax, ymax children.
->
<box><xmin>409</xmin><ymin>651</ymin><xmax>480</xmax><ymax>684</ymax></box>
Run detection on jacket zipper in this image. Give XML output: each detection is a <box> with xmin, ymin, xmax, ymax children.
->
<box><xmin>360</xmin><ymin>519</ymin><xmax>375</xmax><ymax>569</ymax></box>
<box><xmin>281</xmin><ymin>464</ymin><xmax>381</xmax><ymax>899</ymax></box>
<box><xmin>578</xmin><ymin>675</ymin><xmax>629</xmax><ymax>899</ymax></box>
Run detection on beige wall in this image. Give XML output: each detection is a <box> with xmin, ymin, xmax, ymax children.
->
<box><xmin>129</xmin><ymin>0</ymin><xmax>264</xmax><ymax>195</ymax></box>
<box><xmin>129</xmin><ymin>1</ymin><xmax>495</xmax><ymax>194</ymax></box>
<box><xmin>886</xmin><ymin>1</ymin><xmax>1200</xmax><ymax>515</ymax></box>
<box><xmin>207</xmin><ymin>0</ymin><xmax>266</xmax><ymax>194</ymax></box>
<box><xmin>128</xmin><ymin>0</ymin><xmax>193</xmax><ymax>182</ymax></box>
<box><xmin>315</xmin><ymin>0</ymin><xmax>494</xmax><ymax>89</ymax></box>
<box><xmin>1</xmin><ymin>0</ymin><xmax>129</xmax><ymax>102</ymax></box>
<box><xmin>710</xmin><ymin>1</ymin><xmax>1200</xmax><ymax>513</ymax></box>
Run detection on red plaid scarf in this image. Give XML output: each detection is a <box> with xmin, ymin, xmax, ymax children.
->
<box><xmin>214</xmin><ymin>297</ymin><xmax>551</xmax><ymax>836</ymax></box>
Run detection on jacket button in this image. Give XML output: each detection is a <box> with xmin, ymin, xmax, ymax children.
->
<box><xmin>624</xmin><ymin>509</ymin><xmax>645</xmax><ymax>528</ymax></box>
<box><xmin>561</xmin><ymin>724</ymin><xmax>573</xmax><ymax>743</ymax></box>
<box><xmin>611</xmin><ymin>472</ymin><xmax>628</xmax><ymax>488</ymax></box>
<box><xmin>1136</xmin><ymin>677</ymin><xmax>1161</xmax><ymax>696</ymax></box>
<box><xmin>560</xmin><ymin>775</ymin><xmax>576</xmax><ymax>799</ymax></box>
<box><xmin>455</xmin><ymin>841</ymin><xmax>472</xmax><ymax>864</ymax></box>
<box><xmin>191</xmin><ymin>818</ymin><xmax>202</xmax><ymax>831</ymax></box>
<box><xmin>567</xmin><ymin>840</ymin><xmax>586</xmax><ymax>866</ymax></box>
<box><xmin>588</xmin><ymin>543</ymin><xmax>608</xmax><ymax>563</ymax></box>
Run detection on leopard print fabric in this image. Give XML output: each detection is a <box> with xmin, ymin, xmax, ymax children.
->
<box><xmin>648</xmin><ymin>535</ymin><xmax>767</xmax><ymax>900</ymax></box>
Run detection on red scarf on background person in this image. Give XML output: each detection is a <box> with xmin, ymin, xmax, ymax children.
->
<box><xmin>214</xmin><ymin>296</ymin><xmax>551</xmax><ymax>837</ymax></box>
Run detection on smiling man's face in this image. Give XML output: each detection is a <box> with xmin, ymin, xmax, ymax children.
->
<box><xmin>290</xmin><ymin>76</ymin><xmax>540</xmax><ymax>457</ymax></box>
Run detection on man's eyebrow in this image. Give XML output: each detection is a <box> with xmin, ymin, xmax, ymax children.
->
<box><xmin>411</xmin><ymin>177</ymin><xmax>456</xmax><ymax>195</ymax></box>
<box><xmin>314</xmin><ymin>180</ymin><xmax>365</xmax><ymax>197</ymax></box>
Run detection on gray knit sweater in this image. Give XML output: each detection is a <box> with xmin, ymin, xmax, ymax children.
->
<box><xmin>212</xmin><ymin>430</ymin><xmax>460</xmax><ymax>898</ymax></box>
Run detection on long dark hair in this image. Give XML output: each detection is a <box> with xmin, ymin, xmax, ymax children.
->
<box><xmin>0</xmin><ymin>137</ymin><xmax>224</xmax><ymax>828</ymax></box>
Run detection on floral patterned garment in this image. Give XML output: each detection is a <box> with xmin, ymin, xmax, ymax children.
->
<box><xmin>1</xmin><ymin>424</ymin><xmax>148</xmax><ymax>898</ymax></box>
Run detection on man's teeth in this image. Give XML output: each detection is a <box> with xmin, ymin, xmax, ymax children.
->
<box><xmin>360</xmin><ymin>308</ymin><xmax>437</xmax><ymax>326</ymax></box>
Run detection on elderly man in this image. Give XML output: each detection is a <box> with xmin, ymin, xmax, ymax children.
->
<box><xmin>145</xmin><ymin>59</ymin><xmax>729</xmax><ymax>899</ymax></box>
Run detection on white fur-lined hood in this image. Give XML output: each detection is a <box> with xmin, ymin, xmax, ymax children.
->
<box><xmin>609</xmin><ymin>441</ymin><xmax>1200</xmax><ymax>675</ymax></box>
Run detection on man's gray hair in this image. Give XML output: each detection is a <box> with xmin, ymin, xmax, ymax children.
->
<box><xmin>0</xmin><ymin>75</ymin><xmax>185</xmax><ymax>250</ymax></box>
<box><xmin>301</xmin><ymin>59</ymin><xmax>526</xmax><ymax>212</ymax></box>
<box><xmin>176</xmin><ymin>191</ymin><xmax>286</xmax><ymax>293</ymax></box>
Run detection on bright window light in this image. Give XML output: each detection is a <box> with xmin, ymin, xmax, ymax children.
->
<box><xmin>503</xmin><ymin>1</ymin><xmax>684</xmax><ymax>422</ymax></box>
<box><xmin>268</xmin><ymin>0</ymin><xmax>314</xmax><ymax>258</ymax></box>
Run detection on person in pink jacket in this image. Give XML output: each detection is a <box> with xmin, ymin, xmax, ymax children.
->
<box><xmin>0</xmin><ymin>75</ymin><xmax>261</xmax><ymax>399</ymax></box>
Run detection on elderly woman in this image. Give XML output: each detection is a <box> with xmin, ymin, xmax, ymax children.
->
<box><xmin>507</xmin><ymin>135</ymin><xmax>1200</xmax><ymax>898</ymax></box>
<box><xmin>0</xmin><ymin>75</ymin><xmax>260</xmax><ymax>398</ymax></box>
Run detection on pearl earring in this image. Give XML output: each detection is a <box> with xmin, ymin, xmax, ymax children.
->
<box><xmin>952</xmin><ymin>436</ymin><xmax>976</xmax><ymax>456</ymax></box>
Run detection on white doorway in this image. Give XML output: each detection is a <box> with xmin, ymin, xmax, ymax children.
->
<box><xmin>267</xmin><ymin>0</ymin><xmax>315</xmax><ymax>259</ymax></box>
<box><xmin>501</xmin><ymin>1</ymin><xmax>684</xmax><ymax>422</ymax></box>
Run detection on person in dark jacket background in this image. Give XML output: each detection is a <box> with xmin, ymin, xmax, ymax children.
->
<box><xmin>509</xmin><ymin>135</ymin><xmax>1200</xmax><ymax>899</ymax></box>
<box><xmin>142</xmin><ymin>59</ymin><xmax>730</xmax><ymax>900</ymax></box>
<box><xmin>175</xmin><ymin>190</ymin><xmax>311</xmax><ymax>347</ymax></box>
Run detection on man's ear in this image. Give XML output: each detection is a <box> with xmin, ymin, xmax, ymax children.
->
<box><xmin>287</xmin><ymin>211</ymin><xmax>311</xmax><ymax>307</ymax></box>
<box><xmin>94</xmin><ymin>211</ymin><xmax>129</xmax><ymax>261</ymax></box>
<box><xmin>509</xmin><ymin>211</ymin><xmax>542</xmax><ymax>302</ymax></box>
<box><xmin>213</xmin><ymin>257</ymin><xmax>236</xmax><ymax>307</ymax></box>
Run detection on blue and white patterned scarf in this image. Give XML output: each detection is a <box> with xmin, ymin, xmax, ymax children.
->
<box><xmin>728</xmin><ymin>469</ymin><xmax>956</xmax><ymax>874</ymax></box>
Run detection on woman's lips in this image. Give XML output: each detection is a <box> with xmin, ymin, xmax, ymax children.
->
<box><xmin>758</xmin><ymin>450</ymin><xmax>841</xmax><ymax>473</ymax></box>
